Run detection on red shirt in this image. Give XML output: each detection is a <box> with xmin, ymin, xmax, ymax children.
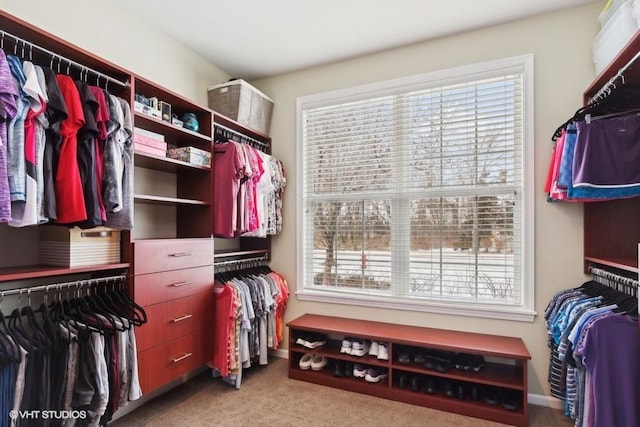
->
<box><xmin>55</xmin><ymin>75</ymin><xmax>86</xmax><ymax>223</ymax></box>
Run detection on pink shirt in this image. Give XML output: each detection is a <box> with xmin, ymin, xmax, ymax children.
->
<box><xmin>213</xmin><ymin>142</ymin><xmax>244</xmax><ymax>237</ymax></box>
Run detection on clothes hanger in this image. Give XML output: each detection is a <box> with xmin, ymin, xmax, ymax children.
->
<box><xmin>0</xmin><ymin>292</ymin><xmax>21</xmax><ymax>364</ymax></box>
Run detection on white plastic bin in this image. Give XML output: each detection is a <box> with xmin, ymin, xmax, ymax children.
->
<box><xmin>593</xmin><ymin>0</ymin><xmax>639</xmax><ymax>74</ymax></box>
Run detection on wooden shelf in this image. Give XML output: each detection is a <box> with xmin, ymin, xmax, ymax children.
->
<box><xmin>287</xmin><ymin>314</ymin><xmax>529</xmax><ymax>427</ymax></box>
<box><xmin>0</xmin><ymin>263</ymin><xmax>130</xmax><ymax>283</ymax></box>
<box><xmin>134</xmin><ymin>151</ymin><xmax>210</xmax><ymax>173</ymax></box>
<box><xmin>133</xmin><ymin>194</ymin><xmax>209</xmax><ymax>206</ymax></box>
<box><xmin>134</xmin><ymin>113</ymin><xmax>211</xmax><ymax>144</ymax></box>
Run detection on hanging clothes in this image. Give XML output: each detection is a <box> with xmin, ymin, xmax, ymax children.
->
<box><xmin>0</xmin><ymin>282</ymin><xmax>146</xmax><ymax>427</ymax></box>
<box><xmin>0</xmin><ymin>49</ymin><xmax>133</xmax><ymax>230</ymax></box>
<box><xmin>210</xmin><ymin>267</ymin><xmax>289</xmax><ymax>389</ymax></box>
<box><xmin>544</xmin><ymin>279</ymin><xmax>638</xmax><ymax>427</ymax></box>
<box><xmin>213</xmin><ymin>140</ymin><xmax>286</xmax><ymax>238</ymax></box>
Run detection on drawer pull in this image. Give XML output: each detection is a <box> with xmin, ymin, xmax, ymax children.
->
<box><xmin>171</xmin><ymin>314</ymin><xmax>193</xmax><ymax>323</ymax></box>
<box><xmin>168</xmin><ymin>252</ymin><xmax>191</xmax><ymax>257</ymax></box>
<box><xmin>172</xmin><ymin>353</ymin><xmax>192</xmax><ymax>364</ymax></box>
<box><xmin>80</xmin><ymin>231</ymin><xmax>112</xmax><ymax>238</ymax></box>
<box><xmin>169</xmin><ymin>281</ymin><xmax>192</xmax><ymax>288</ymax></box>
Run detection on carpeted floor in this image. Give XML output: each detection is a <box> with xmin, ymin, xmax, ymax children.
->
<box><xmin>110</xmin><ymin>357</ymin><xmax>573</xmax><ymax>427</ymax></box>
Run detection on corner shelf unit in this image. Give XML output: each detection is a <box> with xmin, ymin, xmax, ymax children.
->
<box><xmin>287</xmin><ymin>314</ymin><xmax>531</xmax><ymax>427</ymax></box>
<box><xmin>582</xmin><ymin>31</ymin><xmax>640</xmax><ymax>274</ymax></box>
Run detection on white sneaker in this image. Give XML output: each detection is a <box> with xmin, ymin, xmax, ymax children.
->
<box><xmin>364</xmin><ymin>368</ymin><xmax>388</xmax><ymax>383</ymax></box>
<box><xmin>340</xmin><ymin>338</ymin><xmax>353</xmax><ymax>355</ymax></box>
<box><xmin>299</xmin><ymin>353</ymin><xmax>313</xmax><ymax>370</ymax></box>
<box><xmin>351</xmin><ymin>340</ymin><xmax>370</xmax><ymax>357</ymax></box>
<box><xmin>353</xmin><ymin>364</ymin><xmax>367</xmax><ymax>378</ymax></box>
<box><xmin>368</xmin><ymin>341</ymin><xmax>379</xmax><ymax>357</ymax></box>
<box><xmin>311</xmin><ymin>355</ymin><xmax>328</xmax><ymax>371</ymax></box>
<box><xmin>377</xmin><ymin>343</ymin><xmax>389</xmax><ymax>360</ymax></box>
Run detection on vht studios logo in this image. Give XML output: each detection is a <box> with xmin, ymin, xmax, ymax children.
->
<box><xmin>9</xmin><ymin>410</ymin><xmax>87</xmax><ymax>420</ymax></box>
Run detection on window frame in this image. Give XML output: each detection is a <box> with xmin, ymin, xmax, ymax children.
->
<box><xmin>296</xmin><ymin>54</ymin><xmax>536</xmax><ymax>322</ymax></box>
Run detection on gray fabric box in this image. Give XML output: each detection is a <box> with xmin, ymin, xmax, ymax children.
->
<box><xmin>208</xmin><ymin>79</ymin><xmax>273</xmax><ymax>135</ymax></box>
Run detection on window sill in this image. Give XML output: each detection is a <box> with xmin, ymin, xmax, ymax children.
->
<box><xmin>296</xmin><ymin>289</ymin><xmax>537</xmax><ymax>322</ymax></box>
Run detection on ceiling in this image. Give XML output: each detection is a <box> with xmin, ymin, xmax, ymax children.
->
<box><xmin>115</xmin><ymin>0</ymin><xmax>599</xmax><ymax>80</ymax></box>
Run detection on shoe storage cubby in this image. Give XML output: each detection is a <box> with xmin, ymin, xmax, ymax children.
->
<box><xmin>287</xmin><ymin>314</ymin><xmax>531</xmax><ymax>427</ymax></box>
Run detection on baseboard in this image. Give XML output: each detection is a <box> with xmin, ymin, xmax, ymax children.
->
<box><xmin>269</xmin><ymin>348</ymin><xmax>289</xmax><ymax>359</ymax></box>
<box><xmin>527</xmin><ymin>393</ymin><xmax>564</xmax><ymax>409</ymax></box>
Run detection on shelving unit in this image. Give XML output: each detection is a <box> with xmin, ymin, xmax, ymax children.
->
<box><xmin>0</xmin><ymin>10</ymin><xmax>132</xmax><ymax>281</ymax></box>
<box><xmin>287</xmin><ymin>314</ymin><xmax>531</xmax><ymax>427</ymax></box>
<box><xmin>582</xmin><ymin>31</ymin><xmax>640</xmax><ymax>274</ymax></box>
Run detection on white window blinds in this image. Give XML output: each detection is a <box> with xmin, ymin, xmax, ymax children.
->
<box><xmin>298</xmin><ymin>55</ymin><xmax>534</xmax><ymax>314</ymax></box>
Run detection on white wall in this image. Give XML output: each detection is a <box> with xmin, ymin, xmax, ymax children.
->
<box><xmin>254</xmin><ymin>2</ymin><xmax>602</xmax><ymax>397</ymax></box>
<box><xmin>0</xmin><ymin>0</ymin><xmax>230</xmax><ymax>104</ymax></box>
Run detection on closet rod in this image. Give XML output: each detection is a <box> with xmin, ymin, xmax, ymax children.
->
<box><xmin>588</xmin><ymin>50</ymin><xmax>640</xmax><ymax>105</ymax></box>
<box><xmin>588</xmin><ymin>265</ymin><xmax>638</xmax><ymax>295</ymax></box>
<box><xmin>214</xmin><ymin>254</ymin><xmax>269</xmax><ymax>272</ymax></box>
<box><xmin>0</xmin><ymin>29</ymin><xmax>129</xmax><ymax>89</ymax></box>
<box><xmin>0</xmin><ymin>274</ymin><xmax>127</xmax><ymax>298</ymax></box>
<box><xmin>214</xmin><ymin>123</ymin><xmax>268</xmax><ymax>147</ymax></box>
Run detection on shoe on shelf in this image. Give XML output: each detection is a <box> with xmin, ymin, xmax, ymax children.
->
<box><xmin>333</xmin><ymin>360</ymin><xmax>346</xmax><ymax>377</ymax></box>
<box><xmin>351</xmin><ymin>340</ymin><xmax>371</xmax><ymax>357</ymax></box>
<box><xmin>376</xmin><ymin>342</ymin><xmax>389</xmax><ymax>360</ymax></box>
<box><xmin>423</xmin><ymin>377</ymin><xmax>437</xmax><ymax>395</ymax></box>
<box><xmin>484</xmin><ymin>387</ymin><xmax>500</xmax><ymax>405</ymax></box>
<box><xmin>456</xmin><ymin>383</ymin><xmax>466</xmax><ymax>400</ymax></box>
<box><xmin>434</xmin><ymin>353</ymin><xmax>453</xmax><ymax>373</ymax></box>
<box><xmin>345</xmin><ymin>362</ymin><xmax>355</xmax><ymax>378</ymax></box>
<box><xmin>295</xmin><ymin>334</ymin><xmax>308</xmax><ymax>346</ymax></box>
<box><xmin>311</xmin><ymin>355</ymin><xmax>328</xmax><ymax>371</ymax></box>
<box><xmin>368</xmin><ymin>341</ymin><xmax>379</xmax><ymax>357</ymax></box>
<box><xmin>502</xmin><ymin>390</ymin><xmax>521</xmax><ymax>411</ymax></box>
<box><xmin>470</xmin><ymin>354</ymin><xmax>485</xmax><ymax>372</ymax></box>
<box><xmin>470</xmin><ymin>385</ymin><xmax>482</xmax><ymax>401</ymax></box>
<box><xmin>396</xmin><ymin>372</ymin><xmax>409</xmax><ymax>389</ymax></box>
<box><xmin>409</xmin><ymin>375</ymin><xmax>423</xmax><ymax>392</ymax></box>
<box><xmin>340</xmin><ymin>337</ymin><xmax>353</xmax><ymax>354</ymax></box>
<box><xmin>442</xmin><ymin>380</ymin><xmax>455</xmax><ymax>398</ymax></box>
<box><xmin>365</xmin><ymin>368</ymin><xmax>388</xmax><ymax>383</ymax></box>
<box><xmin>413</xmin><ymin>351</ymin><xmax>425</xmax><ymax>364</ymax></box>
<box><xmin>353</xmin><ymin>363</ymin><xmax>368</xmax><ymax>378</ymax></box>
<box><xmin>303</xmin><ymin>333</ymin><xmax>327</xmax><ymax>349</ymax></box>
<box><xmin>397</xmin><ymin>347</ymin><xmax>411</xmax><ymax>364</ymax></box>
<box><xmin>299</xmin><ymin>353</ymin><xmax>313</xmax><ymax>370</ymax></box>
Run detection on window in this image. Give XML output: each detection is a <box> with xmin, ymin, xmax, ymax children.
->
<box><xmin>297</xmin><ymin>55</ymin><xmax>535</xmax><ymax>321</ymax></box>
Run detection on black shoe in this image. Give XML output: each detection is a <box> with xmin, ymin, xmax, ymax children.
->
<box><xmin>344</xmin><ymin>362</ymin><xmax>354</xmax><ymax>378</ymax></box>
<box><xmin>470</xmin><ymin>385</ymin><xmax>481</xmax><ymax>401</ymax></box>
<box><xmin>442</xmin><ymin>380</ymin><xmax>455</xmax><ymax>398</ymax></box>
<box><xmin>456</xmin><ymin>383</ymin><xmax>466</xmax><ymax>400</ymax></box>
<box><xmin>423</xmin><ymin>377</ymin><xmax>437</xmax><ymax>394</ymax></box>
<box><xmin>470</xmin><ymin>355</ymin><xmax>485</xmax><ymax>372</ymax></box>
<box><xmin>397</xmin><ymin>372</ymin><xmax>409</xmax><ymax>389</ymax></box>
<box><xmin>333</xmin><ymin>360</ymin><xmax>345</xmax><ymax>377</ymax></box>
<box><xmin>397</xmin><ymin>347</ymin><xmax>411</xmax><ymax>364</ymax></box>
<box><xmin>423</xmin><ymin>353</ymin><xmax>437</xmax><ymax>370</ymax></box>
<box><xmin>434</xmin><ymin>355</ymin><xmax>452</xmax><ymax>373</ymax></box>
<box><xmin>484</xmin><ymin>387</ymin><xmax>499</xmax><ymax>405</ymax></box>
<box><xmin>502</xmin><ymin>390</ymin><xmax>521</xmax><ymax>411</ymax></box>
<box><xmin>409</xmin><ymin>375</ymin><xmax>423</xmax><ymax>392</ymax></box>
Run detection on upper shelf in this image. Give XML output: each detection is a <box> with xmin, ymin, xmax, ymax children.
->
<box><xmin>0</xmin><ymin>263</ymin><xmax>130</xmax><ymax>284</ymax></box>
<box><xmin>584</xmin><ymin>30</ymin><xmax>640</xmax><ymax>100</ymax></box>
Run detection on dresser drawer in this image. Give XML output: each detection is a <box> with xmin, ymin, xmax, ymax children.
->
<box><xmin>133</xmin><ymin>265</ymin><xmax>213</xmax><ymax>306</ymax></box>
<box><xmin>133</xmin><ymin>238</ymin><xmax>213</xmax><ymax>275</ymax></box>
<box><xmin>137</xmin><ymin>330</ymin><xmax>210</xmax><ymax>394</ymax></box>
<box><xmin>136</xmin><ymin>292</ymin><xmax>214</xmax><ymax>352</ymax></box>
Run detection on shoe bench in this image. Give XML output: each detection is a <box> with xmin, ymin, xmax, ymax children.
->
<box><xmin>287</xmin><ymin>314</ymin><xmax>531</xmax><ymax>427</ymax></box>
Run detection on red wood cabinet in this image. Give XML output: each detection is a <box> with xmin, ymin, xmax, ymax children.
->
<box><xmin>133</xmin><ymin>239</ymin><xmax>215</xmax><ymax>394</ymax></box>
<box><xmin>287</xmin><ymin>314</ymin><xmax>531</xmax><ymax>427</ymax></box>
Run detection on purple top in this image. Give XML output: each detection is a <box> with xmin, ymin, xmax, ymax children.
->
<box><xmin>0</xmin><ymin>50</ymin><xmax>18</xmax><ymax>222</ymax></box>
<box><xmin>577</xmin><ymin>314</ymin><xmax>639</xmax><ymax>427</ymax></box>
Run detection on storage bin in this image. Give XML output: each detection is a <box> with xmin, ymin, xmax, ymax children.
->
<box><xmin>207</xmin><ymin>79</ymin><xmax>273</xmax><ymax>135</ymax></box>
<box><xmin>593</xmin><ymin>0</ymin><xmax>639</xmax><ymax>74</ymax></box>
<box><xmin>598</xmin><ymin>0</ymin><xmax>629</xmax><ymax>28</ymax></box>
<box><xmin>39</xmin><ymin>226</ymin><xmax>121</xmax><ymax>267</ymax></box>
<box><xmin>167</xmin><ymin>146</ymin><xmax>211</xmax><ymax>167</ymax></box>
